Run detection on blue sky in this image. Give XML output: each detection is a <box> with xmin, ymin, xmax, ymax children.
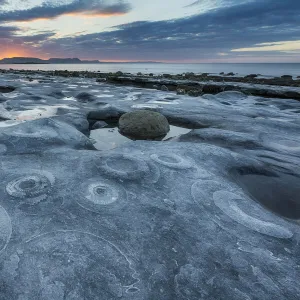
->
<box><xmin>0</xmin><ymin>0</ymin><xmax>299</xmax><ymax>62</ymax></box>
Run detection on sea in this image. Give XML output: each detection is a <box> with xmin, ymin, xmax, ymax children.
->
<box><xmin>0</xmin><ymin>63</ymin><xmax>299</xmax><ymax>78</ymax></box>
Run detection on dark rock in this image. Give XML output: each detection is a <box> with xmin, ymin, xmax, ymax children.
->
<box><xmin>227</xmin><ymin>72</ymin><xmax>235</xmax><ymax>76</ymax></box>
<box><xmin>242</xmin><ymin>87</ymin><xmax>300</xmax><ymax>100</ymax></box>
<box><xmin>0</xmin><ymin>86</ymin><xmax>15</xmax><ymax>93</ymax></box>
<box><xmin>177</xmin><ymin>88</ymin><xmax>186</xmax><ymax>95</ymax></box>
<box><xmin>28</xmin><ymin>95</ymin><xmax>43</xmax><ymax>101</ymax></box>
<box><xmin>95</xmin><ymin>101</ymin><xmax>109</xmax><ymax>108</ymax></box>
<box><xmin>221</xmin><ymin>101</ymin><xmax>231</xmax><ymax>105</ymax></box>
<box><xmin>71</xmin><ymin>71</ymin><xmax>80</xmax><ymax>77</ymax></box>
<box><xmin>76</xmin><ymin>92</ymin><xmax>96</xmax><ymax>103</ymax></box>
<box><xmin>272</xmin><ymin>77</ymin><xmax>292</xmax><ymax>85</ymax></box>
<box><xmin>99</xmin><ymin>73</ymin><xmax>300</xmax><ymax>99</ymax></box>
<box><xmin>165</xmin><ymin>96</ymin><xmax>178</xmax><ymax>101</ymax></box>
<box><xmin>48</xmin><ymin>90</ymin><xmax>65</xmax><ymax>99</ymax></box>
<box><xmin>119</xmin><ymin>110</ymin><xmax>170</xmax><ymax>139</ymax></box>
<box><xmin>188</xmin><ymin>89</ymin><xmax>202</xmax><ymax>97</ymax></box>
<box><xmin>281</xmin><ymin>75</ymin><xmax>293</xmax><ymax>80</ymax></box>
<box><xmin>0</xmin><ymin>95</ymin><xmax>7</xmax><ymax>103</ymax></box>
<box><xmin>115</xmin><ymin>71</ymin><xmax>123</xmax><ymax>76</ymax></box>
<box><xmin>184</xmin><ymin>72</ymin><xmax>195</xmax><ymax>79</ymax></box>
<box><xmin>161</xmin><ymin>85</ymin><xmax>169</xmax><ymax>91</ymax></box>
<box><xmin>96</xmin><ymin>78</ymin><xmax>106</xmax><ymax>83</ymax></box>
<box><xmin>202</xmin><ymin>84</ymin><xmax>223</xmax><ymax>94</ymax></box>
<box><xmin>220</xmin><ymin>72</ymin><xmax>225</xmax><ymax>75</ymax></box>
<box><xmin>54</xmin><ymin>70</ymin><xmax>70</xmax><ymax>77</ymax></box>
<box><xmin>223</xmin><ymin>85</ymin><xmax>239</xmax><ymax>92</ymax></box>
<box><xmin>255</xmin><ymin>102</ymin><xmax>268</xmax><ymax>106</ymax></box>
<box><xmin>245</xmin><ymin>74</ymin><xmax>258</xmax><ymax>78</ymax></box>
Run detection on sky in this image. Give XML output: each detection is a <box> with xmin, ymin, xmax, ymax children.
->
<box><xmin>0</xmin><ymin>0</ymin><xmax>299</xmax><ymax>62</ymax></box>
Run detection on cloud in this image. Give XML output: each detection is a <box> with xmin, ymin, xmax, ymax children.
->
<box><xmin>232</xmin><ymin>40</ymin><xmax>300</xmax><ymax>52</ymax></box>
<box><xmin>1</xmin><ymin>0</ymin><xmax>300</xmax><ymax>62</ymax></box>
<box><xmin>0</xmin><ymin>23</ymin><xmax>56</xmax><ymax>59</ymax></box>
<box><xmin>185</xmin><ymin>0</ymin><xmax>253</xmax><ymax>9</ymax></box>
<box><xmin>0</xmin><ymin>0</ymin><xmax>131</xmax><ymax>22</ymax></box>
<box><xmin>37</xmin><ymin>0</ymin><xmax>299</xmax><ymax>61</ymax></box>
<box><xmin>0</xmin><ymin>25</ymin><xmax>19</xmax><ymax>38</ymax></box>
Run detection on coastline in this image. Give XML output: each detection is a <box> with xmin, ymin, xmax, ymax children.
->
<box><xmin>1</xmin><ymin>68</ymin><xmax>300</xmax><ymax>100</ymax></box>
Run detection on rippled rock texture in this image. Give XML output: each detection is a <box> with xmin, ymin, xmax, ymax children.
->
<box><xmin>0</xmin><ymin>73</ymin><xmax>300</xmax><ymax>300</ymax></box>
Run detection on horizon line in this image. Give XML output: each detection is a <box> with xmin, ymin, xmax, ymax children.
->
<box><xmin>0</xmin><ymin>56</ymin><xmax>300</xmax><ymax>64</ymax></box>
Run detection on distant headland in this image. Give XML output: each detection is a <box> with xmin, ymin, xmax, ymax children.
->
<box><xmin>0</xmin><ymin>57</ymin><xmax>162</xmax><ymax>64</ymax></box>
<box><xmin>0</xmin><ymin>57</ymin><xmax>100</xmax><ymax>64</ymax></box>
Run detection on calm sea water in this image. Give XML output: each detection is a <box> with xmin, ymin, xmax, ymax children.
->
<box><xmin>0</xmin><ymin>63</ymin><xmax>299</xmax><ymax>77</ymax></box>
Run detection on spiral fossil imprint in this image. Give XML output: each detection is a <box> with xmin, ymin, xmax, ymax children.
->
<box><xmin>6</xmin><ymin>170</ymin><xmax>55</xmax><ymax>205</ymax></box>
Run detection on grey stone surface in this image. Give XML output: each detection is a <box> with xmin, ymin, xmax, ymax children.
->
<box><xmin>91</xmin><ymin>120</ymin><xmax>108</xmax><ymax>130</ymax></box>
<box><xmin>88</xmin><ymin>106</ymin><xmax>126</xmax><ymax>123</ymax></box>
<box><xmin>119</xmin><ymin>110</ymin><xmax>170</xmax><ymax>139</ymax></box>
<box><xmin>0</xmin><ymin>72</ymin><xmax>299</xmax><ymax>299</ymax></box>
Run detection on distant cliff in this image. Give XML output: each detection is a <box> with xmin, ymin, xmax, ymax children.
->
<box><xmin>0</xmin><ymin>57</ymin><xmax>100</xmax><ymax>64</ymax></box>
<box><xmin>0</xmin><ymin>57</ymin><xmax>46</xmax><ymax>64</ymax></box>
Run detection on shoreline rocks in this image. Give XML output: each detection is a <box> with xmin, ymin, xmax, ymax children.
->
<box><xmin>107</xmin><ymin>76</ymin><xmax>300</xmax><ymax>100</ymax></box>
<box><xmin>1</xmin><ymin>68</ymin><xmax>300</xmax><ymax>100</ymax></box>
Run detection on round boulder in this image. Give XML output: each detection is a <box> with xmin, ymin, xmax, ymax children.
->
<box><xmin>119</xmin><ymin>110</ymin><xmax>170</xmax><ymax>139</ymax></box>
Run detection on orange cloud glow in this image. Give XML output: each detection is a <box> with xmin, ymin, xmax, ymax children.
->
<box><xmin>64</xmin><ymin>11</ymin><xmax>126</xmax><ymax>18</ymax></box>
<box><xmin>16</xmin><ymin>17</ymin><xmax>54</xmax><ymax>24</ymax></box>
<box><xmin>14</xmin><ymin>11</ymin><xmax>126</xmax><ymax>23</ymax></box>
<box><xmin>0</xmin><ymin>48</ymin><xmax>31</xmax><ymax>59</ymax></box>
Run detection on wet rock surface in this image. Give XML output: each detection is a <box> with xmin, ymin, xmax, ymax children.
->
<box><xmin>0</xmin><ymin>72</ymin><xmax>299</xmax><ymax>299</ymax></box>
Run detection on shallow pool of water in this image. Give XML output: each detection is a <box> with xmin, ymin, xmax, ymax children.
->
<box><xmin>231</xmin><ymin>166</ymin><xmax>300</xmax><ymax>220</ymax></box>
<box><xmin>90</xmin><ymin>125</ymin><xmax>191</xmax><ymax>151</ymax></box>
